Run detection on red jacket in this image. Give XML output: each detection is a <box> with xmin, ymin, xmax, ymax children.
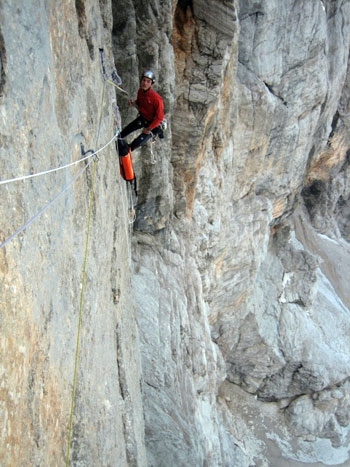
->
<box><xmin>136</xmin><ymin>88</ymin><xmax>164</xmax><ymax>130</ymax></box>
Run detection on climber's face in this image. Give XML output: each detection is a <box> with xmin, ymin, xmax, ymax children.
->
<box><xmin>141</xmin><ymin>76</ymin><xmax>153</xmax><ymax>91</ymax></box>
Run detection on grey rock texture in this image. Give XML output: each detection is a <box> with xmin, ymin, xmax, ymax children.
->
<box><xmin>1</xmin><ymin>0</ymin><xmax>350</xmax><ymax>466</ymax></box>
<box><xmin>117</xmin><ymin>0</ymin><xmax>350</xmax><ymax>465</ymax></box>
<box><xmin>1</xmin><ymin>1</ymin><xmax>146</xmax><ymax>466</ymax></box>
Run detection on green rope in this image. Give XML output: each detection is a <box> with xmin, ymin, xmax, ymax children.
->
<box><xmin>65</xmin><ymin>82</ymin><xmax>107</xmax><ymax>466</ymax></box>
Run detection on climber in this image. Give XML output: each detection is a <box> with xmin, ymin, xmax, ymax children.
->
<box><xmin>118</xmin><ymin>70</ymin><xmax>165</xmax><ymax>151</ymax></box>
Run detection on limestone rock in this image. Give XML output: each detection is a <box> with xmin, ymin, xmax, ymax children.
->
<box><xmin>0</xmin><ymin>2</ymin><xmax>146</xmax><ymax>465</ymax></box>
<box><xmin>2</xmin><ymin>0</ymin><xmax>350</xmax><ymax>466</ymax></box>
<box><xmin>120</xmin><ymin>0</ymin><xmax>350</xmax><ymax>465</ymax></box>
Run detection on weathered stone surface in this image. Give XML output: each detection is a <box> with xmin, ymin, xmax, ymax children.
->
<box><xmin>1</xmin><ymin>1</ymin><xmax>146</xmax><ymax>465</ymax></box>
<box><xmin>2</xmin><ymin>0</ymin><xmax>350</xmax><ymax>466</ymax></box>
<box><xmin>120</xmin><ymin>0</ymin><xmax>350</xmax><ymax>465</ymax></box>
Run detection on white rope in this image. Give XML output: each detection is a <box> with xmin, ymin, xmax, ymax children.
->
<box><xmin>0</xmin><ymin>124</ymin><xmax>118</xmax><ymax>249</ymax></box>
<box><xmin>0</xmin><ymin>159</ymin><xmax>93</xmax><ymax>250</ymax></box>
<box><xmin>0</xmin><ymin>132</ymin><xmax>118</xmax><ymax>186</ymax></box>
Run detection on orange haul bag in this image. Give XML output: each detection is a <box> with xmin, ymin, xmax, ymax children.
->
<box><xmin>119</xmin><ymin>149</ymin><xmax>135</xmax><ymax>181</ymax></box>
<box><xmin>117</xmin><ymin>138</ymin><xmax>135</xmax><ymax>182</ymax></box>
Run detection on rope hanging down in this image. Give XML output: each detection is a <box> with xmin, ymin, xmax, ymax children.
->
<box><xmin>65</xmin><ymin>80</ymin><xmax>107</xmax><ymax>467</ymax></box>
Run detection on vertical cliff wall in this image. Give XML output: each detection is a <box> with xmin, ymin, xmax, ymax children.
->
<box><xmin>1</xmin><ymin>0</ymin><xmax>350</xmax><ymax>466</ymax></box>
<box><xmin>113</xmin><ymin>0</ymin><xmax>350</xmax><ymax>465</ymax></box>
<box><xmin>1</xmin><ymin>1</ymin><xmax>146</xmax><ymax>465</ymax></box>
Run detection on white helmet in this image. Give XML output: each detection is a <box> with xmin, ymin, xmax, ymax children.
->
<box><xmin>142</xmin><ymin>70</ymin><xmax>155</xmax><ymax>83</ymax></box>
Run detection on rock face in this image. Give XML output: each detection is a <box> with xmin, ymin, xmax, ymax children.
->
<box><xmin>0</xmin><ymin>2</ymin><xmax>146</xmax><ymax>466</ymax></box>
<box><xmin>1</xmin><ymin>0</ymin><xmax>350</xmax><ymax>466</ymax></box>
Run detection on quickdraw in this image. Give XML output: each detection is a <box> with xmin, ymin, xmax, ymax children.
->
<box><xmin>99</xmin><ymin>48</ymin><xmax>128</xmax><ymax>96</ymax></box>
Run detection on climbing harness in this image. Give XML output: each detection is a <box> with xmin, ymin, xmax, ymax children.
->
<box><xmin>127</xmin><ymin>117</ymin><xmax>167</xmax><ymax>165</ymax></box>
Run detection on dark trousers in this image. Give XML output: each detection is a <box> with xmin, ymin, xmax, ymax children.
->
<box><xmin>120</xmin><ymin>115</ymin><xmax>162</xmax><ymax>151</ymax></box>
